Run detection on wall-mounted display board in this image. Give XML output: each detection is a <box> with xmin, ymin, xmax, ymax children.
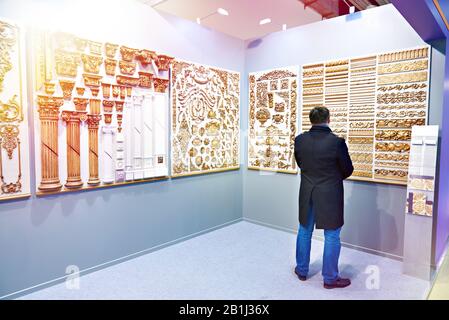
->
<box><xmin>0</xmin><ymin>19</ymin><xmax>31</xmax><ymax>201</ymax></box>
<box><xmin>31</xmin><ymin>30</ymin><xmax>172</xmax><ymax>195</ymax></box>
<box><xmin>170</xmin><ymin>60</ymin><xmax>240</xmax><ymax>177</ymax></box>
<box><xmin>405</xmin><ymin>125</ymin><xmax>438</xmax><ymax>217</ymax></box>
<box><xmin>301</xmin><ymin>46</ymin><xmax>430</xmax><ymax>185</ymax></box>
<box><xmin>248</xmin><ymin>67</ymin><xmax>298</xmax><ymax>174</ymax></box>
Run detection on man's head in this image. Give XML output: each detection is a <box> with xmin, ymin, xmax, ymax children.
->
<box><xmin>309</xmin><ymin>107</ymin><xmax>330</xmax><ymax>125</ymax></box>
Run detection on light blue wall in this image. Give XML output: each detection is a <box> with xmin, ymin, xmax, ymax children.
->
<box><xmin>0</xmin><ymin>0</ymin><xmax>245</xmax><ymax>298</ymax></box>
<box><xmin>242</xmin><ymin>4</ymin><xmax>445</xmax><ymax>259</ymax></box>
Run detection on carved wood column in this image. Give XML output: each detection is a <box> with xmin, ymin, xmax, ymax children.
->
<box><xmin>37</xmin><ymin>95</ymin><xmax>64</xmax><ymax>192</ymax></box>
<box><xmin>61</xmin><ymin>111</ymin><xmax>86</xmax><ymax>189</ymax></box>
<box><xmin>87</xmin><ymin>114</ymin><xmax>101</xmax><ymax>186</ymax></box>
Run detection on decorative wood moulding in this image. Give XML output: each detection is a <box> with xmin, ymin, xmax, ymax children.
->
<box><xmin>88</xmin><ymin>40</ymin><xmax>102</xmax><ymax>55</ymax></box>
<box><xmin>74</xmin><ymin>37</ymin><xmax>87</xmax><ymax>51</ymax></box>
<box><xmin>83</xmin><ymin>73</ymin><xmax>102</xmax><ymax>87</ymax></box>
<box><xmin>156</xmin><ymin>55</ymin><xmax>174</xmax><ymax>71</ymax></box>
<box><xmin>100</xmin><ymin>83</ymin><xmax>109</xmax><ymax>99</ymax></box>
<box><xmin>119</xmin><ymin>60</ymin><xmax>136</xmax><ymax>75</ymax></box>
<box><xmin>104</xmin><ymin>113</ymin><xmax>113</xmax><ymax>124</ymax></box>
<box><xmin>73</xmin><ymin>97</ymin><xmax>89</xmax><ymax>112</ymax></box>
<box><xmin>55</xmin><ymin>49</ymin><xmax>80</xmax><ymax>78</ymax></box>
<box><xmin>112</xmin><ymin>84</ymin><xmax>120</xmax><ymax>98</ymax></box>
<box><xmin>116</xmin><ymin>75</ymin><xmax>139</xmax><ymax>87</ymax></box>
<box><xmin>88</xmin><ymin>86</ymin><xmax>100</xmax><ymax>97</ymax></box>
<box><xmin>120</xmin><ymin>46</ymin><xmax>138</xmax><ymax>62</ymax></box>
<box><xmin>89</xmin><ymin>99</ymin><xmax>101</xmax><ymax>115</ymax></box>
<box><xmin>153</xmin><ymin>77</ymin><xmax>169</xmax><ymax>93</ymax></box>
<box><xmin>115</xmin><ymin>101</ymin><xmax>124</xmax><ymax>113</ymax></box>
<box><xmin>126</xmin><ymin>86</ymin><xmax>132</xmax><ymax>97</ymax></box>
<box><xmin>81</xmin><ymin>53</ymin><xmax>103</xmax><ymax>74</ymax></box>
<box><xmin>76</xmin><ymin>87</ymin><xmax>85</xmax><ymax>96</ymax></box>
<box><xmin>105</xmin><ymin>58</ymin><xmax>117</xmax><ymax>76</ymax></box>
<box><xmin>120</xmin><ymin>86</ymin><xmax>126</xmax><ymax>100</ymax></box>
<box><xmin>43</xmin><ymin>81</ymin><xmax>56</xmax><ymax>95</ymax></box>
<box><xmin>102</xmin><ymin>100</ymin><xmax>114</xmax><ymax>113</ymax></box>
<box><xmin>105</xmin><ymin>43</ymin><xmax>118</xmax><ymax>58</ymax></box>
<box><xmin>136</xmin><ymin>49</ymin><xmax>156</xmax><ymax>66</ymax></box>
<box><xmin>138</xmin><ymin>72</ymin><xmax>153</xmax><ymax>88</ymax></box>
<box><xmin>59</xmin><ymin>79</ymin><xmax>75</xmax><ymax>100</ymax></box>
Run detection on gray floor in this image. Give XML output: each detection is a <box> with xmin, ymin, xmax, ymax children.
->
<box><xmin>19</xmin><ymin>221</ymin><xmax>430</xmax><ymax>300</ymax></box>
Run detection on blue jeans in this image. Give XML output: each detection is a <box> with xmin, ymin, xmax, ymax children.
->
<box><xmin>295</xmin><ymin>202</ymin><xmax>342</xmax><ymax>284</ymax></box>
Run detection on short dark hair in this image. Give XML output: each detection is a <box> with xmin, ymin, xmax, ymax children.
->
<box><xmin>309</xmin><ymin>107</ymin><xmax>330</xmax><ymax>125</ymax></box>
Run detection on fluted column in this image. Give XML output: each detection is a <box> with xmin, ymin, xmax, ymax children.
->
<box><xmin>101</xmin><ymin>125</ymin><xmax>116</xmax><ymax>184</ymax></box>
<box><xmin>124</xmin><ymin>100</ymin><xmax>133</xmax><ymax>181</ymax></box>
<box><xmin>142</xmin><ymin>94</ymin><xmax>153</xmax><ymax>177</ymax></box>
<box><xmin>37</xmin><ymin>95</ymin><xmax>64</xmax><ymax>192</ymax></box>
<box><xmin>61</xmin><ymin>111</ymin><xmax>87</xmax><ymax>189</ymax></box>
<box><xmin>87</xmin><ymin>114</ymin><xmax>101</xmax><ymax>186</ymax></box>
<box><xmin>133</xmin><ymin>95</ymin><xmax>144</xmax><ymax>179</ymax></box>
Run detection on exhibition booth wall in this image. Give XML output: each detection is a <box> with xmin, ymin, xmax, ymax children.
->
<box><xmin>242</xmin><ymin>4</ymin><xmax>446</xmax><ymax>259</ymax></box>
<box><xmin>0</xmin><ymin>0</ymin><xmax>244</xmax><ymax>298</ymax></box>
<box><xmin>0</xmin><ymin>1</ymin><xmax>447</xmax><ymax>298</ymax></box>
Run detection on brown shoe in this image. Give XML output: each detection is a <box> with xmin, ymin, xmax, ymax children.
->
<box><xmin>323</xmin><ymin>277</ymin><xmax>351</xmax><ymax>289</ymax></box>
<box><xmin>294</xmin><ymin>269</ymin><xmax>307</xmax><ymax>281</ymax></box>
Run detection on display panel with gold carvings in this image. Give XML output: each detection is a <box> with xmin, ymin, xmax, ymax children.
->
<box><xmin>0</xmin><ymin>19</ymin><xmax>31</xmax><ymax>201</ymax></box>
<box><xmin>248</xmin><ymin>67</ymin><xmax>298</xmax><ymax>173</ymax></box>
<box><xmin>301</xmin><ymin>46</ymin><xmax>430</xmax><ymax>185</ymax></box>
<box><xmin>171</xmin><ymin>60</ymin><xmax>240</xmax><ymax>177</ymax></box>
<box><xmin>31</xmin><ymin>30</ymin><xmax>172</xmax><ymax>195</ymax></box>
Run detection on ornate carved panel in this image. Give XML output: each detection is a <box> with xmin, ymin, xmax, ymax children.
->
<box><xmin>301</xmin><ymin>46</ymin><xmax>430</xmax><ymax>185</ymax></box>
<box><xmin>171</xmin><ymin>60</ymin><xmax>240</xmax><ymax>177</ymax></box>
<box><xmin>248</xmin><ymin>67</ymin><xmax>298</xmax><ymax>173</ymax></box>
<box><xmin>0</xmin><ymin>19</ymin><xmax>30</xmax><ymax>200</ymax></box>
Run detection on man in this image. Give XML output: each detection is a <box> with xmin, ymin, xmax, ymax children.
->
<box><xmin>293</xmin><ymin>106</ymin><xmax>354</xmax><ymax>289</ymax></box>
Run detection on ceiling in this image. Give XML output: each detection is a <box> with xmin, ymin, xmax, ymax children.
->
<box><xmin>138</xmin><ymin>0</ymin><xmax>323</xmax><ymax>40</ymax></box>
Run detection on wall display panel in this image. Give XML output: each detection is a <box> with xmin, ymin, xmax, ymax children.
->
<box><xmin>0</xmin><ymin>18</ymin><xmax>30</xmax><ymax>201</ymax></box>
<box><xmin>31</xmin><ymin>30</ymin><xmax>172</xmax><ymax>195</ymax></box>
<box><xmin>301</xmin><ymin>46</ymin><xmax>430</xmax><ymax>185</ymax></box>
<box><xmin>170</xmin><ymin>60</ymin><xmax>240</xmax><ymax>177</ymax></box>
<box><xmin>248</xmin><ymin>67</ymin><xmax>298</xmax><ymax>173</ymax></box>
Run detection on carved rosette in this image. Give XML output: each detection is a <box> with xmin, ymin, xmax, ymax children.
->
<box><xmin>37</xmin><ymin>95</ymin><xmax>64</xmax><ymax>192</ymax></box>
<box><xmin>105</xmin><ymin>43</ymin><xmax>118</xmax><ymax>58</ymax></box>
<box><xmin>156</xmin><ymin>55</ymin><xmax>174</xmax><ymax>71</ymax></box>
<box><xmin>87</xmin><ymin>114</ymin><xmax>102</xmax><ymax>185</ymax></box>
<box><xmin>138</xmin><ymin>72</ymin><xmax>153</xmax><ymax>88</ymax></box>
<box><xmin>153</xmin><ymin>78</ymin><xmax>169</xmax><ymax>93</ymax></box>
<box><xmin>59</xmin><ymin>79</ymin><xmax>75</xmax><ymax>100</ymax></box>
<box><xmin>61</xmin><ymin>111</ymin><xmax>86</xmax><ymax>189</ymax></box>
